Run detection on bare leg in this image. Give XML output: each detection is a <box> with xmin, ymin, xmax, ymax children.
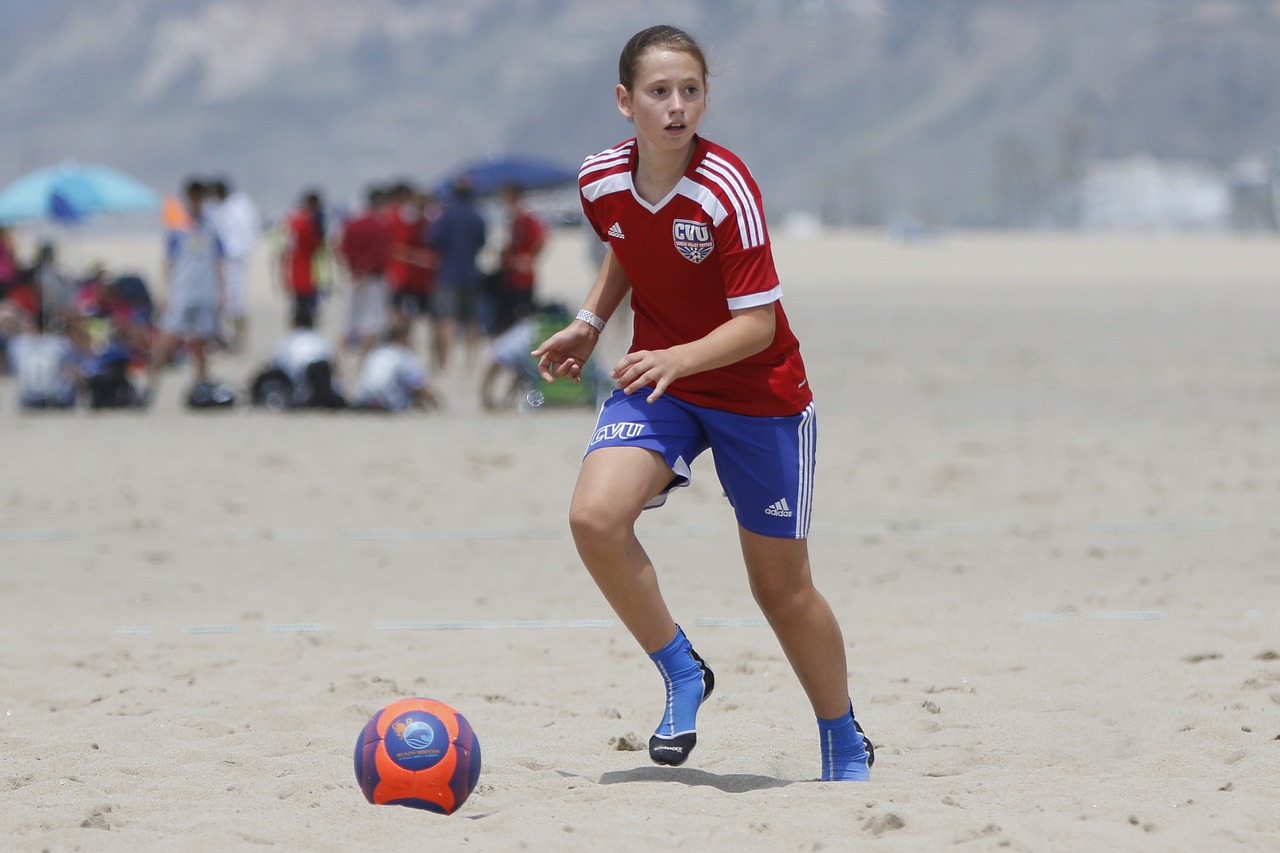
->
<box><xmin>568</xmin><ymin>446</ymin><xmax>679</xmax><ymax>653</ymax></box>
<box><xmin>231</xmin><ymin>315</ymin><xmax>247</xmax><ymax>353</ymax></box>
<box><xmin>463</xmin><ymin>320</ymin><xmax>485</xmax><ymax>372</ymax></box>
<box><xmin>571</xmin><ymin>446</ymin><xmax>716</xmax><ymax>766</ymax></box>
<box><xmin>739</xmin><ymin>527</ymin><xmax>850</xmax><ymax>720</ymax></box>
<box><xmin>191</xmin><ymin>338</ymin><xmax>209</xmax><ymax>384</ymax></box>
<box><xmin>435</xmin><ymin>317</ymin><xmax>456</xmax><ymax>372</ymax></box>
<box><xmin>427</xmin><ymin>318</ymin><xmax>444</xmax><ymax>372</ymax></box>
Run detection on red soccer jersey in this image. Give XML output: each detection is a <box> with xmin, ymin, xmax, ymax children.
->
<box><xmin>579</xmin><ymin>136</ymin><xmax>811</xmax><ymax>417</ymax></box>
<box><xmin>385</xmin><ymin>206</ymin><xmax>410</xmax><ymax>291</ymax></box>
<box><xmin>339</xmin><ymin>212</ymin><xmax>393</xmax><ymax>277</ymax></box>
<box><xmin>502</xmin><ymin>209</ymin><xmax>547</xmax><ymax>292</ymax></box>
<box><xmin>285</xmin><ymin>210</ymin><xmax>322</xmax><ymax>297</ymax></box>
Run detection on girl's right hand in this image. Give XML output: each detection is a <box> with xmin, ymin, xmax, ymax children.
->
<box><xmin>531</xmin><ymin>324</ymin><xmax>599</xmax><ymax>383</ymax></box>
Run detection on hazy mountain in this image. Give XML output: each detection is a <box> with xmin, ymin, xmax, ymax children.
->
<box><xmin>2</xmin><ymin>0</ymin><xmax>1278</xmax><ymax>225</ymax></box>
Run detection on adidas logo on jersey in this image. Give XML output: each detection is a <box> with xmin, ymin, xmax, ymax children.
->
<box><xmin>608</xmin><ymin>222</ymin><xmax>626</xmax><ymax>240</ymax></box>
<box><xmin>764</xmin><ymin>498</ymin><xmax>793</xmax><ymax>518</ymax></box>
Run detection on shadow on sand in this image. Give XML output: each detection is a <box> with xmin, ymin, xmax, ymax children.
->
<box><xmin>596</xmin><ymin>766</ymin><xmax>794</xmax><ymax>793</ymax></box>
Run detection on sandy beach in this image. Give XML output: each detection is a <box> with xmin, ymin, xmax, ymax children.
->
<box><xmin>2</xmin><ymin>227</ymin><xmax>1278</xmax><ymax>851</ymax></box>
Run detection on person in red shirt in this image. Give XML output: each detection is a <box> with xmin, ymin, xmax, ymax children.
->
<box><xmin>383</xmin><ymin>182</ymin><xmax>413</xmax><ymax>306</ymax></box>
<box><xmin>338</xmin><ymin>187</ymin><xmax>394</xmax><ymax>360</ymax></box>
<box><xmin>281</xmin><ymin>190</ymin><xmax>326</xmax><ymax>327</ymax></box>
<box><xmin>389</xmin><ymin>189</ymin><xmax>441</xmax><ymax>362</ymax></box>
<box><xmin>495</xmin><ymin>183</ymin><xmax>547</xmax><ymax>333</ymax></box>
<box><xmin>534</xmin><ymin>25</ymin><xmax>872</xmax><ymax>782</ymax></box>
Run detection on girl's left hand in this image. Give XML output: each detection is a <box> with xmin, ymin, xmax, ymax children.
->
<box><xmin>611</xmin><ymin>349</ymin><xmax>687</xmax><ymax>403</ymax></box>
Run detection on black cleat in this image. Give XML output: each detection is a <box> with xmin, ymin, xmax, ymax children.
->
<box><xmin>649</xmin><ymin>731</ymin><xmax>697</xmax><ymax>766</ymax></box>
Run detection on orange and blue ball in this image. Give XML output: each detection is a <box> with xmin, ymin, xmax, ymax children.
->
<box><xmin>354</xmin><ymin>697</ymin><xmax>481</xmax><ymax>815</ymax></box>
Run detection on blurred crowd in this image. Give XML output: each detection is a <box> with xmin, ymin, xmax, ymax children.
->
<box><xmin>0</xmin><ymin>230</ymin><xmax>155</xmax><ymax>410</ymax></box>
<box><xmin>0</xmin><ymin>172</ymin><xmax>563</xmax><ymax>414</ymax></box>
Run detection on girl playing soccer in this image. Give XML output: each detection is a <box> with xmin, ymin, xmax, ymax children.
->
<box><xmin>533</xmin><ymin>24</ymin><xmax>873</xmax><ymax>781</ymax></box>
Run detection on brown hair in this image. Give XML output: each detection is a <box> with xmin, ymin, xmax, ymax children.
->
<box><xmin>618</xmin><ymin>25</ymin><xmax>709</xmax><ymax>91</ymax></box>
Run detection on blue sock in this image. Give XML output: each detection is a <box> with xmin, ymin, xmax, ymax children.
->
<box><xmin>818</xmin><ymin>705</ymin><xmax>872</xmax><ymax>781</ymax></box>
<box><xmin>647</xmin><ymin>626</ymin><xmax>714</xmax><ymax>766</ymax></box>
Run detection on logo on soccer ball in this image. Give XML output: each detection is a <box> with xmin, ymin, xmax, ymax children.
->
<box><xmin>673</xmin><ymin>219</ymin><xmax>713</xmax><ymax>263</ymax></box>
<box><xmin>386</xmin><ymin>712</ymin><xmax>448</xmax><ymax>770</ymax></box>
<box><xmin>398</xmin><ymin>719</ymin><xmax>436</xmax><ymax>750</ymax></box>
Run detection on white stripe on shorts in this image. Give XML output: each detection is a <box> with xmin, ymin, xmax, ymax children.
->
<box><xmin>796</xmin><ymin>403</ymin><xmax>816</xmax><ymax>538</ymax></box>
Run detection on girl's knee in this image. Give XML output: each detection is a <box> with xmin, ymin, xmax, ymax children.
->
<box><xmin>750</xmin><ymin>575</ymin><xmax>817</xmax><ymax>617</ymax></box>
<box><xmin>569</xmin><ymin>493</ymin><xmax>635</xmax><ymax>544</ymax></box>
<box><xmin>568</xmin><ymin>501</ymin><xmax>602</xmax><ymax>541</ymax></box>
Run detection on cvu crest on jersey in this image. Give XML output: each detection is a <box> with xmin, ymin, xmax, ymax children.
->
<box><xmin>672</xmin><ymin>219</ymin><xmax>714</xmax><ymax>263</ymax></box>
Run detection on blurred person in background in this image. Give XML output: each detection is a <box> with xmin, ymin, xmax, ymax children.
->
<box><xmin>428</xmin><ymin>176</ymin><xmax>487</xmax><ymax>372</ymax></box>
<box><xmin>208</xmin><ymin>176</ymin><xmax>262</xmax><ymax>352</ymax></box>
<box><xmin>31</xmin><ymin>241</ymin><xmax>75</xmax><ymax>330</ymax></box>
<box><xmin>0</xmin><ymin>256</ymin><xmax>38</xmax><ymax>374</ymax></box>
<box><xmin>353</xmin><ymin>317</ymin><xmax>439</xmax><ymax>412</ymax></box>
<box><xmin>281</xmin><ymin>189</ymin><xmax>327</xmax><ymax>329</ymax></box>
<box><xmin>494</xmin><ymin>182</ymin><xmax>548</xmax><ymax>334</ymax></box>
<box><xmin>148</xmin><ymin>178</ymin><xmax>226</xmax><ymax>403</ymax></box>
<box><xmin>8</xmin><ymin>308</ymin><xmax>81</xmax><ymax>410</ymax></box>
<box><xmin>250</xmin><ymin>309</ymin><xmax>345</xmax><ymax>410</ymax></box>
<box><xmin>338</xmin><ymin>186</ymin><xmax>394</xmax><ymax>362</ymax></box>
<box><xmin>389</xmin><ymin>187</ymin><xmax>441</xmax><ymax>364</ymax></box>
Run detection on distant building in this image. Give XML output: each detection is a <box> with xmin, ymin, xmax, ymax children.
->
<box><xmin>1079</xmin><ymin>156</ymin><xmax>1230</xmax><ymax>231</ymax></box>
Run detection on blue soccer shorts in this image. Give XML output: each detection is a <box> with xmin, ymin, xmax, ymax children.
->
<box><xmin>585</xmin><ymin>389</ymin><xmax>817</xmax><ymax>539</ymax></box>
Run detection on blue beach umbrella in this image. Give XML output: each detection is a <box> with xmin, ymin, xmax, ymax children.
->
<box><xmin>0</xmin><ymin>162</ymin><xmax>160</xmax><ymax>225</ymax></box>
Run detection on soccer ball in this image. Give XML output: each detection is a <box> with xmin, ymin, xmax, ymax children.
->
<box><xmin>353</xmin><ymin>697</ymin><xmax>482</xmax><ymax>815</ymax></box>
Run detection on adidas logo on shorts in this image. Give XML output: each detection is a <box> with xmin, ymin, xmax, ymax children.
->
<box><xmin>764</xmin><ymin>498</ymin><xmax>793</xmax><ymax>518</ymax></box>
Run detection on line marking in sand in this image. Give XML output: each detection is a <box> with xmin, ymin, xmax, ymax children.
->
<box><xmin>1091</xmin><ymin>610</ymin><xmax>1165</xmax><ymax>620</ymax></box>
<box><xmin>349</xmin><ymin>529</ymin><xmax>565</xmax><ymax>542</ymax></box>
<box><xmin>106</xmin><ymin>617</ymin><xmax>776</xmax><ymax>635</ymax></box>
<box><xmin>224</xmin><ymin>519</ymin><xmax>1241</xmax><ymax>541</ymax></box>
<box><xmin>376</xmin><ymin>620</ymin><xmax>507</xmax><ymax>631</ymax></box>
<box><xmin>231</xmin><ymin>529</ymin><xmax>316</xmax><ymax>541</ymax></box>
<box><xmin>1087</xmin><ymin>520</ymin><xmax>1227</xmax><ymax>534</ymax></box>
<box><xmin>105</xmin><ymin>611</ymin><xmax>1276</xmax><ymax>637</ymax></box>
<box><xmin>374</xmin><ymin>619</ymin><xmax>616</xmax><ymax>631</ymax></box>
<box><xmin>8</xmin><ymin>519</ymin><xmax>1240</xmax><ymax>544</ymax></box>
<box><xmin>266</xmin><ymin>623</ymin><xmax>324</xmax><ymax>633</ymax></box>
<box><xmin>1022</xmin><ymin>610</ymin><xmax>1166</xmax><ymax>622</ymax></box>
